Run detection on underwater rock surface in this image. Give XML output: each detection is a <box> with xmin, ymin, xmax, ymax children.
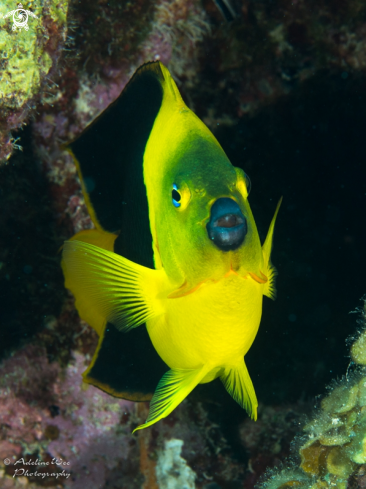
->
<box><xmin>0</xmin><ymin>345</ymin><xmax>135</xmax><ymax>488</ymax></box>
<box><xmin>0</xmin><ymin>0</ymin><xmax>68</xmax><ymax>162</ymax></box>
<box><xmin>259</xmin><ymin>301</ymin><xmax>366</xmax><ymax>489</ymax></box>
<box><xmin>2</xmin><ymin>0</ymin><xmax>366</xmax><ymax>162</ymax></box>
<box><xmin>1</xmin><ymin>0</ymin><xmax>210</xmax><ymax>163</ymax></box>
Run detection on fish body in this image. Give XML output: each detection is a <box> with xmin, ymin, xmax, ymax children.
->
<box><xmin>62</xmin><ymin>61</ymin><xmax>281</xmax><ymax>431</ymax></box>
<box><xmin>149</xmin><ymin>273</ymin><xmax>263</xmax><ymax>373</ymax></box>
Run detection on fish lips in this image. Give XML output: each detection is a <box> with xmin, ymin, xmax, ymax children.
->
<box><xmin>206</xmin><ymin>198</ymin><xmax>247</xmax><ymax>251</ymax></box>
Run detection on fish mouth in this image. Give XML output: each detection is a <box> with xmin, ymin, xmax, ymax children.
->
<box><xmin>206</xmin><ymin>198</ymin><xmax>247</xmax><ymax>251</ymax></box>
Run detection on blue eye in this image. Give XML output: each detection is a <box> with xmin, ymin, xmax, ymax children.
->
<box><xmin>172</xmin><ymin>184</ymin><xmax>181</xmax><ymax>207</ymax></box>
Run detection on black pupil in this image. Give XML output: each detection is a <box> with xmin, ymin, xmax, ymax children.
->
<box><xmin>172</xmin><ymin>189</ymin><xmax>181</xmax><ymax>202</ymax></box>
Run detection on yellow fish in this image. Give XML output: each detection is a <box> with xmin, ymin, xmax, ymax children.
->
<box><xmin>62</xmin><ymin>61</ymin><xmax>281</xmax><ymax>432</ymax></box>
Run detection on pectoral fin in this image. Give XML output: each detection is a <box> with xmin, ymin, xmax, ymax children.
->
<box><xmin>62</xmin><ymin>240</ymin><xmax>168</xmax><ymax>333</ymax></box>
<box><xmin>133</xmin><ymin>365</ymin><xmax>211</xmax><ymax>432</ymax></box>
<box><xmin>68</xmin><ymin>228</ymin><xmax>117</xmax><ymax>251</ymax></box>
<box><xmin>220</xmin><ymin>360</ymin><xmax>258</xmax><ymax>420</ymax></box>
<box><xmin>262</xmin><ymin>197</ymin><xmax>282</xmax><ymax>300</ymax></box>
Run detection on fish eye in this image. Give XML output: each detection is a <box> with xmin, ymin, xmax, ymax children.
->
<box><xmin>172</xmin><ymin>184</ymin><xmax>181</xmax><ymax>207</ymax></box>
<box><xmin>244</xmin><ymin>172</ymin><xmax>251</xmax><ymax>195</ymax></box>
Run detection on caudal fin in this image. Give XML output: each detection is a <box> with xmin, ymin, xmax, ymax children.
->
<box><xmin>220</xmin><ymin>360</ymin><xmax>258</xmax><ymax>420</ymax></box>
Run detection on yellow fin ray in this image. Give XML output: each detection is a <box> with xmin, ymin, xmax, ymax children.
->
<box><xmin>62</xmin><ymin>240</ymin><xmax>167</xmax><ymax>332</ymax></box>
<box><xmin>61</xmin><ymin>230</ymin><xmax>117</xmax><ymax>335</ymax></box>
<box><xmin>220</xmin><ymin>360</ymin><xmax>258</xmax><ymax>420</ymax></box>
<box><xmin>133</xmin><ymin>365</ymin><xmax>211</xmax><ymax>432</ymax></box>
<box><xmin>263</xmin><ymin>262</ymin><xmax>278</xmax><ymax>300</ymax></box>
<box><xmin>68</xmin><ymin>228</ymin><xmax>117</xmax><ymax>251</ymax></box>
<box><xmin>262</xmin><ymin>197</ymin><xmax>282</xmax><ymax>300</ymax></box>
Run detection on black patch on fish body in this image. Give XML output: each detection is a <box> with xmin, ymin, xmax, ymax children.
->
<box><xmin>69</xmin><ymin>62</ymin><xmax>170</xmax><ymax>399</ymax></box>
<box><xmin>85</xmin><ymin>322</ymin><xmax>168</xmax><ymax>400</ymax></box>
<box><xmin>70</xmin><ymin>62</ymin><xmax>165</xmax><ymax>269</ymax></box>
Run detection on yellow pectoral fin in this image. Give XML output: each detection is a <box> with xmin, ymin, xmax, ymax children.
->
<box><xmin>220</xmin><ymin>360</ymin><xmax>258</xmax><ymax>421</ymax></box>
<box><xmin>62</xmin><ymin>240</ymin><xmax>168</xmax><ymax>333</ymax></box>
<box><xmin>61</xmin><ymin>230</ymin><xmax>118</xmax><ymax>335</ymax></box>
<box><xmin>133</xmin><ymin>365</ymin><xmax>212</xmax><ymax>432</ymax></box>
<box><xmin>68</xmin><ymin>228</ymin><xmax>118</xmax><ymax>251</ymax></box>
<box><xmin>262</xmin><ymin>197</ymin><xmax>282</xmax><ymax>300</ymax></box>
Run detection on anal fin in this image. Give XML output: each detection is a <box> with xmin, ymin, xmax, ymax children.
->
<box><xmin>220</xmin><ymin>360</ymin><xmax>258</xmax><ymax>420</ymax></box>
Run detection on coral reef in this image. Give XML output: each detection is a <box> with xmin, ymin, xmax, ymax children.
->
<box><xmin>155</xmin><ymin>439</ymin><xmax>196</xmax><ymax>489</ymax></box>
<box><xmin>240</xmin><ymin>404</ymin><xmax>309</xmax><ymax>489</ymax></box>
<box><xmin>0</xmin><ymin>0</ymin><xmax>210</xmax><ymax>164</ymax></box>
<box><xmin>4</xmin><ymin>0</ymin><xmax>366</xmax><ymax>164</ymax></box>
<box><xmin>0</xmin><ymin>343</ymin><xmax>136</xmax><ymax>489</ymax></box>
<box><xmin>196</xmin><ymin>0</ymin><xmax>366</xmax><ymax>125</ymax></box>
<box><xmin>259</xmin><ymin>301</ymin><xmax>366</xmax><ymax>489</ymax></box>
<box><xmin>0</xmin><ymin>0</ymin><xmax>68</xmax><ymax>162</ymax></box>
<box><xmin>2</xmin><ymin>0</ymin><xmax>210</xmax><ymax>165</ymax></box>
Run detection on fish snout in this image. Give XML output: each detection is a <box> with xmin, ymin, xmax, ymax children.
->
<box><xmin>206</xmin><ymin>198</ymin><xmax>247</xmax><ymax>251</ymax></box>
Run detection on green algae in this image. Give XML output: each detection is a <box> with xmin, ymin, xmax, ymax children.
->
<box><xmin>0</xmin><ymin>0</ymin><xmax>68</xmax><ymax>109</ymax></box>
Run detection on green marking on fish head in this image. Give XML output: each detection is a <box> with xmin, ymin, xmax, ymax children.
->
<box><xmin>154</xmin><ymin>120</ymin><xmax>263</xmax><ymax>290</ymax></box>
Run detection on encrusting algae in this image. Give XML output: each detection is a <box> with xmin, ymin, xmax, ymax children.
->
<box><xmin>259</xmin><ymin>299</ymin><xmax>366</xmax><ymax>489</ymax></box>
<box><xmin>0</xmin><ymin>0</ymin><xmax>68</xmax><ymax>161</ymax></box>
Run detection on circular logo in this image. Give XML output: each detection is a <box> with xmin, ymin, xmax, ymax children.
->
<box><xmin>12</xmin><ymin>8</ymin><xmax>28</xmax><ymax>30</ymax></box>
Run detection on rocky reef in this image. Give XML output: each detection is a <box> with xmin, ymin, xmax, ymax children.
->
<box><xmin>0</xmin><ymin>0</ymin><xmax>68</xmax><ymax>162</ymax></box>
<box><xmin>1</xmin><ymin>0</ymin><xmax>210</xmax><ymax>164</ymax></box>
<box><xmin>0</xmin><ymin>344</ymin><xmax>135</xmax><ymax>489</ymax></box>
<box><xmin>2</xmin><ymin>0</ymin><xmax>366</xmax><ymax>163</ymax></box>
<box><xmin>259</xmin><ymin>302</ymin><xmax>366</xmax><ymax>489</ymax></box>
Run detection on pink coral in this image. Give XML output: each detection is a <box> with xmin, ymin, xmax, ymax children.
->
<box><xmin>0</xmin><ymin>343</ymin><xmax>134</xmax><ymax>488</ymax></box>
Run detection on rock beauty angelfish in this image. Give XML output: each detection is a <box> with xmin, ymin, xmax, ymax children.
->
<box><xmin>62</xmin><ymin>61</ymin><xmax>281</xmax><ymax>432</ymax></box>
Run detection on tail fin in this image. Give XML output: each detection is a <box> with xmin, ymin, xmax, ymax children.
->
<box><xmin>133</xmin><ymin>365</ymin><xmax>211</xmax><ymax>432</ymax></box>
<box><xmin>220</xmin><ymin>360</ymin><xmax>258</xmax><ymax>420</ymax></box>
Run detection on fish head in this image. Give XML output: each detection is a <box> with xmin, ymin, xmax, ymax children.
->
<box><xmin>140</xmin><ymin>62</ymin><xmax>266</xmax><ymax>293</ymax></box>
<box><xmin>155</xmin><ymin>135</ymin><xmax>264</xmax><ymax>293</ymax></box>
